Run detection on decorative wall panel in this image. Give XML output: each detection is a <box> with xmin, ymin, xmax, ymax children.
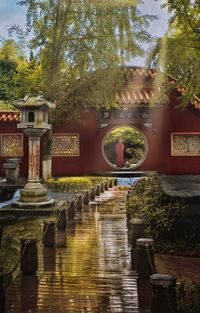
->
<box><xmin>171</xmin><ymin>133</ymin><xmax>200</xmax><ymax>156</ymax></box>
<box><xmin>1</xmin><ymin>134</ymin><xmax>23</xmax><ymax>157</ymax></box>
<box><xmin>52</xmin><ymin>134</ymin><xmax>80</xmax><ymax>156</ymax></box>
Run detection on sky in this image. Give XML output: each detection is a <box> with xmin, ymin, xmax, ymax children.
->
<box><xmin>0</xmin><ymin>0</ymin><xmax>169</xmax><ymax>66</ymax></box>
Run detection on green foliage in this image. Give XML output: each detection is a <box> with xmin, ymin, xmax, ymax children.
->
<box><xmin>0</xmin><ymin>39</ymin><xmax>43</xmax><ymax>101</ymax></box>
<box><xmin>0</xmin><ymin>219</ymin><xmax>43</xmax><ymax>278</ymax></box>
<box><xmin>15</xmin><ymin>0</ymin><xmax>155</xmax><ymax>121</ymax></box>
<box><xmin>177</xmin><ymin>281</ymin><xmax>200</xmax><ymax>313</ymax></box>
<box><xmin>47</xmin><ymin>176</ymin><xmax>115</xmax><ymax>192</ymax></box>
<box><xmin>87</xmin><ymin>176</ymin><xmax>114</xmax><ymax>185</ymax></box>
<box><xmin>0</xmin><ymin>100</ymin><xmax>17</xmax><ymax>111</ymax></box>
<box><xmin>0</xmin><ymin>40</ymin><xmax>18</xmax><ymax>100</ymax></box>
<box><xmin>47</xmin><ymin>177</ymin><xmax>93</xmax><ymax>192</ymax></box>
<box><xmin>104</xmin><ymin>126</ymin><xmax>145</xmax><ymax>166</ymax></box>
<box><xmin>126</xmin><ymin>176</ymin><xmax>200</xmax><ymax>251</ymax></box>
<box><xmin>148</xmin><ymin>0</ymin><xmax>200</xmax><ymax>106</ymax></box>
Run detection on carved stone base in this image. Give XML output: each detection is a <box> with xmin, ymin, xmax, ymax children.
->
<box><xmin>19</xmin><ymin>182</ymin><xmax>48</xmax><ymax>203</ymax></box>
<box><xmin>14</xmin><ymin>198</ymin><xmax>55</xmax><ymax>208</ymax></box>
<box><xmin>15</xmin><ymin>181</ymin><xmax>55</xmax><ymax>207</ymax></box>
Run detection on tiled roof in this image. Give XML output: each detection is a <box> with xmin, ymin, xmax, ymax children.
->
<box><xmin>168</xmin><ymin>75</ymin><xmax>200</xmax><ymax>109</ymax></box>
<box><xmin>0</xmin><ymin>67</ymin><xmax>200</xmax><ymax>122</ymax></box>
<box><xmin>115</xmin><ymin>67</ymin><xmax>156</xmax><ymax>107</ymax></box>
<box><xmin>116</xmin><ymin>89</ymin><xmax>155</xmax><ymax>106</ymax></box>
<box><xmin>0</xmin><ymin>101</ymin><xmax>19</xmax><ymax>122</ymax></box>
<box><xmin>0</xmin><ymin>112</ymin><xmax>20</xmax><ymax>122</ymax></box>
<box><xmin>13</xmin><ymin>94</ymin><xmax>56</xmax><ymax>110</ymax></box>
<box><xmin>116</xmin><ymin>67</ymin><xmax>200</xmax><ymax>108</ymax></box>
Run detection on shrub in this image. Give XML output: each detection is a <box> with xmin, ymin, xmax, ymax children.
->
<box><xmin>47</xmin><ymin>177</ymin><xmax>93</xmax><ymax>192</ymax></box>
<box><xmin>126</xmin><ymin>176</ymin><xmax>200</xmax><ymax>251</ymax></box>
<box><xmin>87</xmin><ymin>176</ymin><xmax>113</xmax><ymax>185</ymax></box>
<box><xmin>177</xmin><ymin>282</ymin><xmax>200</xmax><ymax>313</ymax></box>
<box><xmin>47</xmin><ymin>176</ymin><xmax>115</xmax><ymax>192</ymax></box>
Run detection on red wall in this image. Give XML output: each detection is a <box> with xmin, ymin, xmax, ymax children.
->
<box><xmin>52</xmin><ymin>96</ymin><xmax>200</xmax><ymax>176</ymax></box>
<box><xmin>1</xmin><ymin>92</ymin><xmax>200</xmax><ymax>177</ymax></box>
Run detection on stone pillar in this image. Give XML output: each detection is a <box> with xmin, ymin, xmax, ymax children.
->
<box><xmin>25</xmin><ymin>129</ymin><xmax>45</xmax><ymax>182</ymax></box>
<box><xmin>19</xmin><ymin>129</ymin><xmax>49</xmax><ymax>204</ymax></box>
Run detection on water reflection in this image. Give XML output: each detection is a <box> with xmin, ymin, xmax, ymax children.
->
<box><xmin>137</xmin><ymin>278</ymin><xmax>152</xmax><ymax>312</ymax></box>
<box><xmin>43</xmin><ymin>247</ymin><xmax>56</xmax><ymax>272</ymax></box>
<box><xmin>56</xmin><ymin>230</ymin><xmax>67</xmax><ymax>248</ymax></box>
<box><xmin>20</xmin><ymin>276</ymin><xmax>38</xmax><ymax>312</ymax></box>
<box><xmin>0</xmin><ymin>189</ymin><xmax>20</xmax><ymax>207</ymax></box>
<box><xmin>67</xmin><ymin>221</ymin><xmax>76</xmax><ymax>237</ymax></box>
<box><xmin>6</xmin><ymin>189</ymin><xmax>139</xmax><ymax>313</ymax></box>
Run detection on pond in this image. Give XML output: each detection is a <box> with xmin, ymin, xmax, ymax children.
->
<box><xmin>0</xmin><ymin>189</ymin><xmax>20</xmax><ymax>208</ymax></box>
<box><xmin>5</xmin><ymin>187</ymin><xmax>140</xmax><ymax>313</ymax></box>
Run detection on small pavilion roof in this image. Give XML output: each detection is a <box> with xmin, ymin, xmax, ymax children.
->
<box><xmin>13</xmin><ymin>94</ymin><xmax>56</xmax><ymax>110</ymax></box>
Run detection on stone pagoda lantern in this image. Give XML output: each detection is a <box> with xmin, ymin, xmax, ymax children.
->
<box><xmin>13</xmin><ymin>93</ymin><xmax>56</xmax><ymax>207</ymax></box>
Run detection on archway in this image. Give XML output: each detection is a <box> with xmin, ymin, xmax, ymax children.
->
<box><xmin>102</xmin><ymin>125</ymin><xmax>148</xmax><ymax>170</ymax></box>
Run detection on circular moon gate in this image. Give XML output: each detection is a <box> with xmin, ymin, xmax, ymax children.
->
<box><xmin>102</xmin><ymin>126</ymin><xmax>148</xmax><ymax>170</ymax></box>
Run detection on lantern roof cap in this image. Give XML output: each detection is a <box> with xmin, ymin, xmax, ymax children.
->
<box><xmin>13</xmin><ymin>93</ymin><xmax>56</xmax><ymax>110</ymax></box>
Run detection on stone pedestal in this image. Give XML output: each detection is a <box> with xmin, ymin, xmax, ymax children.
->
<box><xmin>3</xmin><ymin>158</ymin><xmax>21</xmax><ymax>184</ymax></box>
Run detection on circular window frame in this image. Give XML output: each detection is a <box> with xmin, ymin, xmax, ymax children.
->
<box><xmin>102</xmin><ymin>124</ymin><xmax>148</xmax><ymax>170</ymax></box>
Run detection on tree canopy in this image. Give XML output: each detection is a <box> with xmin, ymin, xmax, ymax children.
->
<box><xmin>0</xmin><ymin>39</ymin><xmax>44</xmax><ymax>102</ymax></box>
<box><xmin>9</xmin><ymin>0</ymin><xmax>154</xmax><ymax>121</ymax></box>
<box><xmin>148</xmin><ymin>0</ymin><xmax>200</xmax><ymax>105</ymax></box>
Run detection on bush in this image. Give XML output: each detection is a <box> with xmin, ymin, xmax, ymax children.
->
<box><xmin>47</xmin><ymin>177</ymin><xmax>93</xmax><ymax>192</ymax></box>
<box><xmin>47</xmin><ymin>176</ymin><xmax>115</xmax><ymax>192</ymax></box>
<box><xmin>87</xmin><ymin>176</ymin><xmax>113</xmax><ymax>185</ymax></box>
<box><xmin>126</xmin><ymin>176</ymin><xmax>200</xmax><ymax>251</ymax></box>
<box><xmin>177</xmin><ymin>282</ymin><xmax>200</xmax><ymax>313</ymax></box>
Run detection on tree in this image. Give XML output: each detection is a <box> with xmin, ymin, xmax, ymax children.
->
<box><xmin>17</xmin><ymin>0</ymin><xmax>155</xmax><ymax>120</ymax></box>
<box><xmin>0</xmin><ymin>39</ymin><xmax>43</xmax><ymax>101</ymax></box>
<box><xmin>148</xmin><ymin>0</ymin><xmax>200</xmax><ymax>105</ymax></box>
<box><xmin>0</xmin><ymin>40</ymin><xmax>19</xmax><ymax>100</ymax></box>
<box><xmin>12</xmin><ymin>0</ymin><xmax>155</xmax><ymax>179</ymax></box>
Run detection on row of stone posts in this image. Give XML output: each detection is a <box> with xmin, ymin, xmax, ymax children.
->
<box><xmin>0</xmin><ymin>179</ymin><xmax>118</xmax><ymax>313</ymax></box>
<box><xmin>127</xmin><ymin>216</ymin><xmax>177</xmax><ymax>313</ymax></box>
<box><xmin>20</xmin><ymin>179</ymin><xmax>117</xmax><ymax>275</ymax></box>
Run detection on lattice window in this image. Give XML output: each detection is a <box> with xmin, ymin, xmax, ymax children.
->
<box><xmin>1</xmin><ymin>134</ymin><xmax>23</xmax><ymax>157</ymax></box>
<box><xmin>52</xmin><ymin>134</ymin><xmax>80</xmax><ymax>156</ymax></box>
<box><xmin>171</xmin><ymin>133</ymin><xmax>200</xmax><ymax>156</ymax></box>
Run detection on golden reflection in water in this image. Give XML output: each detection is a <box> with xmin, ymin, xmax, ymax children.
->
<box><xmin>6</xmin><ymin>189</ymin><xmax>139</xmax><ymax>313</ymax></box>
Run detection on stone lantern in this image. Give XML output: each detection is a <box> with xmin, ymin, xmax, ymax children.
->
<box><xmin>13</xmin><ymin>93</ymin><xmax>56</xmax><ymax>207</ymax></box>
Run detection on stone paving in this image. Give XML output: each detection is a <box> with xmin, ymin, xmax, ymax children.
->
<box><xmin>5</xmin><ymin>189</ymin><xmax>140</xmax><ymax>313</ymax></box>
<box><xmin>157</xmin><ymin>254</ymin><xmax>200</xmax><ymax>282</ymax></box>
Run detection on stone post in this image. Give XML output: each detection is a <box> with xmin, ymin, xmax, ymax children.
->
<box><xmin>136</xmin><ymin>238</ymin><xmax>155</xmax><ymax>277</ymax></box>
<box><xmin>19</xmin><ymin>129</ymin><xmax>49</xmax><ymax>204</ymax></box>
<box><xmin>150</xmin><ymin>274</ymin><xmax>177</xmax><ymax>313</ymax></box>
<box><xmin>20</xmin><ymin>239</ymin><xmax>38</xmax><ymax>275</ymax></box>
